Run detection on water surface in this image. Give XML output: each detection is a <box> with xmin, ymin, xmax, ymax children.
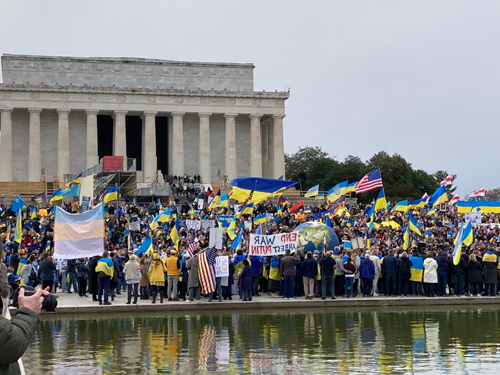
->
<box><xmin>23</xmin><ymin>306</ymin><xmax>500</xmax><ymax>374</ymax></box>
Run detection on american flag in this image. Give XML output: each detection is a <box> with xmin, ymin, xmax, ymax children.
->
<box><xmin>355</xmin><ymin>169</ymin><xmax>383</xmax><ymax>194</ymax></box>
<box><xmin>187</xmin><ymin>237</ymin><xmax>197</xmax><ymax>258</ymax></box>
<box><xmin>197</xmin><ymin>324</ymin><xmax>217</xmax><ymax>371</ymax></box>
<box><xmin>198</xmin><ymin>247</ymin><xmax>216</xmax><ymax>294</ymax></box>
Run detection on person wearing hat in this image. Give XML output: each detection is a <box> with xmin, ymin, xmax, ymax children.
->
<box><xmin>360</xmin><ymin>250</ymin><xmax>375</xmax><ymax>297</ymax></box>
<box><xmin>124</xmin><ymin>255</ymin><xmax>141</xmax><ymax>304</ymax></box>
<box><xmin>166</xmin><ymin>250</ymin><xmax>181</xmax><ymax>301</ymax></box>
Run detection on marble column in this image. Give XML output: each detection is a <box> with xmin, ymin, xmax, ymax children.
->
<box><xmin>171</xmin><ymin>111</ymin><xmax>185</xmax><ymax>176</ymax></box>
<box><xmin>249</xmin><ymin>114</ymin><xmax>263</xmax><ymax>177</ymax></box>
<box><xmin>56</xmin><ymin>109</ymin><xmax>71</xmax><ymax>182</ymax></box>
<box><xmin>272</xmin><ymin>114</ymin><xmax>286</xmax><ymax>179</ymax></box>
<box><xmin>224</xmin><ymin>113</ymin><xmax>237</xmax><ymax>180</ymax></box>
<box><xmin>0</xmin><ymin>108</ymin><xmax>14</xmax><ymax>182</ymax></box>
<box><xmin>85</xmin><ymin>110</ymin><xmax>99</xmax><ymax>168</ymax></box>
<box><xmin>28</xmin><ymin>108</ymin><xmax>42</xmax><ymax>182</ymax></box>
<box><xmin>142</xmin><ymin>111</ymin><xmax>158</xmax><ymax>182</ymax></box>
<box><xmin>261</xmin><ymin>120</ymin><xmax>269</xmax><ymax>178</ymax></box>
<box><xmin>198</xmin><ymin>112</ymin><xmax>212</xmax><ymax>183</ymax></box>
<box><xmin>113</xmin><ymin>110</ymin><xmax>128</xmax><ymax>170</ymax></box>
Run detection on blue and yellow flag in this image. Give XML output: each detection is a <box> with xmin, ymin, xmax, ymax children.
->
<box><xmin>408</xmin><ymin>212</ymin><xmax>421</xmax><ymax>236</ymax></box>
<box><xmin>428</xmin><ymin>186</ymin><xmax>448</xmax><ymax>207</ymax></box>
<box><xmin>236</xmin><ymin>203</ymin><xmax>254</xmax><ymax>218</ymax></box>
<box><xmin>210</xmin><ymin>193</ymin><xmax>229</xmax><ymax>209</ymax></box>
<box><xmin>304</xmin><ymin>185</ymin><xmax>319</xmax><ymax>198</ymax></box>
<box><xmin>408</xmin><ymin>198</ymin><xmax>426</xmax><ymax>209</ymax></box>
<box><xmin>392</xmin><ymin>200</ymin><xmax>409</xmax><ymax>212</ymax></box>
<box><xmin>136</xmin><ymin>228</ymin><xmax>153</xmax><ymax>256</ymax></box>
<box><xmin>153</xmin><ymin>208</ymin><xmax>172</xmax><ymax>223</ymax></box>
<box><xmin>231</xmin><ymin>230</ymin><xmax>243</xmax><ymax>250</ymax></box>
<box><xmin>12</xmin><ymin>196</ymin><xmax>26</xmax><ymax>213</ymax></box>
<box><xmin>170</xmin><ymin>217</ymin><xmax>180</xmax><ymax>249</ymax></box>
<box><xmin>253</xmin><ymin>213</ymin><xmax>266</xmax><ymax>226</ymax></box>
<box><xmin>227</xmin><ymin>216</ymin><xmax>237</xmax><ymax>240</ymax></box>
<box><xmin>327</xmin><ymin>181</ymin><xmax>348</xmax><ymax>203</ymax></box>
<box><xmin>403</xmin><ymin>225</ymin><xmax>410</xmax><ymax>250</ymax></box>
<box><xmin>103</xmin><ymin>185</ymin><xmax>118</xmax><ymax>204</ymax></box>
<box><xmin>14</xmin><ymin>208</ymin><xmax>23</xmax><ymax>244</ymax></box>
<box><xmin>374</xmin><ymin>188</ymin><xmax>387</xmax><ymax>211</ymax></box>
<box><xmin>230</xmin><ymin>177</ymin><xmax>298</xmax><ymax>204</ymax></box>
<box><xmin>346</xmin><ymin>181</ymin><xmax>357</xmax><ymax>193</ymax></box>
<box><xmin>256</xmin><ymin>223</ymin><xmax>263</xmax><ymax>235</ymax></box>
<box><xmin>276</xmin><ymin>205</ymin><xmax>282</xmax><ymax>215</ymax></box>
<box><xmin>50</xmin><ymin>185</ymin><xmax>81</xmax><ymax>205</ymax></box>
<box><xmin>66</xmin><ymin>172</ymin><xmax>83</xmax><ymax>187</ymax></box>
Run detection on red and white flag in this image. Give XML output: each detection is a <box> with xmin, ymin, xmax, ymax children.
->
<box><xmin>449</xmin><ymin>195</ymin><xmax>460</xmax><ymax>206</ymax></box>
<box><xmin>422</xmin><ymin>193</ymin><xmax>430</xmax><ymax>203</ymax></box>
<box><xmin>187</xmin><ymin>237</ymin><xmax>198</xmax><ymax>258</ymax></box>
<box><xmin>469</xmin><ymin>188</ymin><xmax>486</xmax><ymax>198</ymax></box>
<box><xmin>440</xmin><ymin>175</ymin><xmax>453</xmax><ymax>186</ymax></box>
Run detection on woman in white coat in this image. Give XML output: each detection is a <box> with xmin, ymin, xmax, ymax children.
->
<box><xmin>423</xmin><ymin>252</ymin><xmax>438</xmax><ymax>297</ymax></box>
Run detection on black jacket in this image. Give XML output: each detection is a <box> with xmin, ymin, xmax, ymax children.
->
<box><xmin>435</xmin><ymin>254</ymin><xmax>449</xmax><ymax>273</ymax></box>
<box><xmin>302</xmin><ymin>258</ymin><xmax>318</xmax><ymax>279</ymax></box>
<box><xmin>467</xmin><ymin>261</ymin><xmax>483</xmax><ymax>283</ymax></box>
<box><xmin>382</xmin><ymin>254</ymin><xmax>398</xmax><ymax>274</ymax></box>
<box><xmin>398</xmin><ymin>257</ymin><xmax>413</xmax><ymax>279</ymax></box>
<box><xmin>453</xmin><ymin>254</ymin><xmax>468</xmax><ymax>276</ymax></box>
<box><xmin>319</xmin><ymin>257</ymin><xmax>335</xmax><ymax>277</ymax></box>
<box><xmin>38</xmin><ymin>259</ymin><xmax>56</xmax><ymax>281</ymax></box>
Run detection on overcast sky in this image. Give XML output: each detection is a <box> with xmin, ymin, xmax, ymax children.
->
<box><xmin>1</xmin><ymin>0</ymin><xmax>498</xmax><ymax>196</ymax></box>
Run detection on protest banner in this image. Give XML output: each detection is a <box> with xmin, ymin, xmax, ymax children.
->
<box><xmin>217</xmin><ymin>216</ymin><xmax>233</xmax><ymax>231</ymax></box>
<box><xmin>129</xmin><ymin>221</ymin><xmax>140</xmax><ymax>232</ymax></box>
<box><xmin>465</xmin><ymin>212</ymin><xmax>481</xmax><ymax>224</ymax></box>
<box><xmin>186</xmin><ymin>219</ymin><xmax>201</xmax><ymax>230</ymax></box>
<box><xmin>209</xmin><ymin>228</ymin><xmax>223</xmax><ymax>249</ymax></box>
<box><xmin>248</xmin><ymin>232</ymin><xmax>298</xmax><ymax>256</ymax></box>
<box><xmin>215</xmin><ymin>256</ymin><xmax>229</xmax><ymax>277</ymax></box>
<box><xmin>244</xmin><ymin>221</ymin><xmax>252</xmax><ymax>231</ymax></box>
<box><xmin>203</xmin><ymin>220</ymin><xmax>215</xmax><ymax>229</ymax></box>
<box><xmin>197</xmin><ymin>199</ymin><xmax>204</xmax><ymax>210</ymax></box>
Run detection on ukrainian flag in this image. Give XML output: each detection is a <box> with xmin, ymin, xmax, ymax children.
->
<box><xmin>170</xmin><ymin>217</ymin><xmax>180</xmax><ymax>249</ymax></box>
<box><xmin>253</xmin><ymin>213</ymin><xmax>266</xmax><ymax>225</ymax></box>
<box><xmin>374</xmin><ymin>189</ymin><xmax>387</xmax><ymax>211</ymax></box>
<box><xmin>428</xmin><ymin>186</ymin><xmax>448</xmax><ymax>207</ymax></box>
<box><xmin>276</xmin><ymin>205</ymin><xmax>282</xmax><ymax>215</ymax></box>
<box><xmin>153</xmin><ymin>208</ymin><xmax>172</xmax><ymax>222</ymax></box>
<box><xmin>256</xmin><ymin>223</ymin><xmax>263</xmax><ymax>235</ymax></box>
<box><xmin>269</xmin><ymin>257</ymin><xmax>280</xmax><ymax>281</ymax></box>
<box><xmin>367</xmin><ymin>205</ymin><xmax>375</xmax><ymax>221</ymax></box>
<box><xmin>96</xmin><ymin>257</ymin><xmax>114</xmax><ymax>277</ymax></box>
<box><xmin>403</xmin><ymin>225</ymin><xmax>410</xmax><ymax>250</ymax></box>
<box><xmin>392</xmin><ymin>200</ymin><xmax>409</xmax><ymax>212</ymax></box>
<box><xmin>136</xmin><ymin>228</ymin><xmax>153</xmax><ymax>256</ymax></box>
<box><xmin>103</xmin><ymin>185</ymin><xmax>118</xmax><ymax>204</ymax></box>
<box><xmin>49</xmin><ymin>185</ymin><xmax>81</xmax><ymax>205</ymax></box>
<box><xmin>11</xmin><ymin>195</ymin><xmax>26</xmax><ymax>213</ymax></box>
<box><xmin>210</xmin><ymin>194</ymin><xmax>229</xmax><ymax>209</ymax></box>
<box><xmin>408</xmin><ymin>212</ymin><xmax>422</xmax><ymax>236</ymax></box>
<box><xmin>304</xmin><ymin>185</ymin><xmax>319</xmax><ymax>198</ymax></box>
<box><xmin>409</xmin><ymin>255</ymin><xmax>423</xmax><ymax>282</ymax></box>
<box><xmin>408</xmin><ymin>198</ymin><xmax>426</xmax><ymax>209</ymax></box>
<box><xmin>326</xmin><ymin>215</ymin><xmax>333</xmax><ymax>228</ymax></box>
<box><xmin>327</xmin><ymin>181</ymin><xmax>348</xmax><ymax>203</ymax></box>
<box><xmin>230</xmin><ymin>177</ymin><xmax>298</xmax><ymax>204</ymax></box>
<box><xmin>14</xmin><ymin>208</ymin><xmax>23</xmax><ymax>244</ymax></box>
<box><xmin>474</xmin><ymin>201</ymin><xmax>500</xmax><ymax>214</ymax></box>
<box><xmin>315</xmin><ymin>193</ymin><xmax>325</xmax><ymax>200</ymax></box>
<box><xmin>227</xmin><ymin>216</ymin><xmax>237</xmax><ymax>240</ymax></box>
<box><xmin>483</xmin><ymin>250</ymin><xmax>497</xmax><ymax>263</ymax></box>
<box><xmin>231</xmin><ymin>230</ymin><xmax>243</xmax><ymax>250</ymax></box>
<box><xmin>456</xmin><ymin>199</ymin><xmax>475</xmax><ymax>213</ymax></box>
<box><xmin>66</xmin><ymin>172</ymin><xmax>83</xmax><ymax>187</ymax></box>
<box><xmin>236</xmin><ymin>203</ymin><xmax>254</xmax><ymax>218</ymax></box>
<box><xmin>346</xmin><ymin>181</ymin><xmax>357</xmax><ymax>193</ymax></box>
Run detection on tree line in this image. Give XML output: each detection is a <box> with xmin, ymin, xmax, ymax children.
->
<box><xmin>285</xmin><ymin>146</ymin><xmax>456</xmax><ymax>203</ymax></box>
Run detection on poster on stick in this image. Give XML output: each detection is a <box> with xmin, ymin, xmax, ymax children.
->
<box><xmin>249</xmin><ymin>232</ymin><xmax>298</xmax><ymax>256</ymax></box>
<box><xmin>215</xmin><ymin>256</ymin><xmax>229</xmax><ymax>277</ymax></box>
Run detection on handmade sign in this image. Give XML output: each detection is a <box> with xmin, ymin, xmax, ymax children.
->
<box><xmin>248</xmin><ymin>232</ymin><xmax>298</xmax><ymax>256</ymax></box>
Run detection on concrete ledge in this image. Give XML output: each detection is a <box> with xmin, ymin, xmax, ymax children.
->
<box><xmin>10</xmin><ymin>295</ymin><xmax>500</xmax><ymax>316</ymax></box>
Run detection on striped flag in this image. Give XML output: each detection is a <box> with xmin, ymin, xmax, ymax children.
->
<box><xmin>188</xmin><ymin>237</ymin><xmax>197</xmax><ymax>258</ymax></box>
<box><xmin>469</xmin><ymin>188</ymin><xmax>486</xmax><ymax>198</ymax></box>
<box><xmin>355</xmin><ymin>169</ymin><xmax>383</xmax><ymax>194</ymax></box>
<box><xmin>197</xmin><ymin>324</ymin><xmax>217</xmax><ymax>371</ymax></box>
<box><xmin>198</xmin><ymin>247</ymin><xmax>216</xmax><ymax>294</ymax></box>
<box><xmin>440</xmin><ymin>175</ymin><xmax>453</xmax><ymax>186</ymax></box>
<box><xmin>449</xmin><ymin>194</ymin><xmax>460</xmax><ymax>206</ymax></box>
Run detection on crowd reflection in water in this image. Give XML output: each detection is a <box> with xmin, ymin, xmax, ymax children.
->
<box><xmin>24</xmin><ymin>308</ymin><xmax>500</xmax><ymax>374</ymax></box>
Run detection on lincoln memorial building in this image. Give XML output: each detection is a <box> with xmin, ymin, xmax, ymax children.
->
<box><xmin>0</xmin><ymin>54</ymin><xmax>288</xmax><ymax>187</ymax></box>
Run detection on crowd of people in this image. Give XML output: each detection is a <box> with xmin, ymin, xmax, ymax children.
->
<box><xmin>2</xmin><ymin>192</ymin><xmax>500</xmax><ymax>310</ymax></box>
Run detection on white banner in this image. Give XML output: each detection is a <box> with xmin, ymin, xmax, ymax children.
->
<box><xmin>465</xmin><ymin>212</ymin><xmax>481</xmax><ymax>224</ymax></box>
<box><xmin>203</xmin><ymin>219</ymin><xmax>215</xmax><ymax>229</ymax></box>
<box><xmin>197</xmin><ymin>199</ymin><xmax>204</xmax><ymax>210</ymax></box>
<box><xmin>215</xmin><ymin>256</ymin><xmax>229</xmax><ymax>277</ymax></box>
<box><xmin>248</xmin><ymin>232</ymin><xmax>298</xmax><ymax>256</ymax></box>
<box><xmin>209</xmin><ymin>228</ymin><xmax>223</xmax><ymax>249</ymax></box>
<box><xmin>129</xmin><ymin>222</ymin><xmax>140</xmax><ymax>232</ymax></box>
<box><xmin>186</xmin><ymin>219</ymin><xmax>201</xmax><ymax>230</ymax></box>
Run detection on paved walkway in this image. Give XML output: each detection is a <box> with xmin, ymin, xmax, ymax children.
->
<box><xmin>22</xmin><ymin>291</ymin><xmax>500</xmax><ymax>315</ymax></box>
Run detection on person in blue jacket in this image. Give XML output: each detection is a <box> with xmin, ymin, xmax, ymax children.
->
<box><xmin>360</xmin><ymin>250</ymin><xmax>375</xmax><ymax>297</ymax></box>
<box><xmin>240</xmin><ymin>260</ymin><xmax>253</xmax><ymax>301</ymax></box>
<box><xmin>250</xmin><ymin>255</ymin><xmax>263</xmax><ymax>297</ymax></box>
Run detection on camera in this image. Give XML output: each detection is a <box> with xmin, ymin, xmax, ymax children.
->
<box><xmin>12</xmin><ymin>286</ymin><xmax>58</xmax><ymax>312</ymax></box>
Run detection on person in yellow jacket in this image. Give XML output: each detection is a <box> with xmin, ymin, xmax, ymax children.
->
<box><xmin>149</xmin><ymin>253</ymin><xmax>167</xmax><ymax>303</ymax></box>
<box><xmin>166</xmin><ymin>250</ymin><xmax>181</xmax><ymax>301</ymax></box>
